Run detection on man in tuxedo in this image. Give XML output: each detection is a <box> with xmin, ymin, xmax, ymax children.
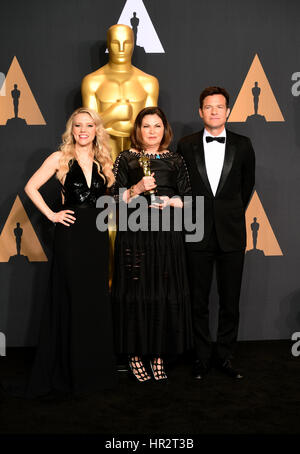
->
<box><xmin>177</xmin><ymin>86</ymin><xmax>255</xmax><ymax>379</ymax></box>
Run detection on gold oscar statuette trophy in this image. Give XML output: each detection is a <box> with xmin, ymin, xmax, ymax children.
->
<box><xmin>81</xmin><ymin>24</ymin><xmax>159</xmax><ymax>162</ymax></box>
<box><xmin>138</xmin><ymin>152</ymin><xmax>162</xmax><ymax>205</ymax></box>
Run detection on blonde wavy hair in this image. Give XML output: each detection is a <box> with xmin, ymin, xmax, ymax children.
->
<box><xmin>56</xmin><ymin>107</ymin><xmax>114</xmax><ymax>187</ymax></box>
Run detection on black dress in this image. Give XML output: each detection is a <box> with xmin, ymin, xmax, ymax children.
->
<box><xmin>26</xmin><ymin>160</ymin><xmax>117</xmax><ymax>396</ymax></box>
<box><xmin>111</xmin><ymin>150</ymin><xmax>193</xmax><ymax>356</ymax></box>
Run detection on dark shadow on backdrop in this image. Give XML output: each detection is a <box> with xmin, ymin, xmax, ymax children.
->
<box><xmin>90</xmin><ymin>40</ymin><xmax>108</xmax><ymax>72</ymax></box>
<box><xmin>171</xmin><ymin>122</ymin><xmax>200</xmax><ymax>149</ymax></box>
<box><xmin>6</xmin><ymin>261</ymin><xmax>50</xmax><ymax>346</ymax></box>
<box><xmin>239</xmin><ymin>252</ymin><xmax>269</xmax><ymax>340</ymax></box>
<box><xmin>239</xmin><ymin>165</ymin><xmax>281</xmax><ymax>339</ymax></box>
<box><xmin>292</xmin><ymin>97</ymin><xmax>300</xmax><ymax>149</ymax></box>
<box><xmin>278</xmin><ymin>289</ymin><xmax>300</xmax><ymax>336</ymax></box>
<box><xmin>64</xmin><ymin>41</ymin><xmax>108</xmax><ymax>117</ymax></box>
<box><xmin>21</xmin><ymin>147</ymin><xmax>60</xmax><ymax>254</ymax></box>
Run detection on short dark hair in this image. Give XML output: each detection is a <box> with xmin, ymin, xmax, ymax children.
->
<box><xmin>131</xmin><ymin>106</ymin><xmax>173</xmax><ymax>151</ymax></box>
<box><xmin>199</xmin><ymin>86</ymin><xmax>229</xmax><ymax>109</ymax></box>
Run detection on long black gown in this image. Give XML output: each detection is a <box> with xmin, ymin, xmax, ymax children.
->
<box><xmin>111</xmin><ymin>150</ymin><xmax>193</xmax><ymax>356</ymax></box>
<box><xmin>26</xmin><ymin>159</ymin><xmax>117</xmax><ymax>396</ymax></box>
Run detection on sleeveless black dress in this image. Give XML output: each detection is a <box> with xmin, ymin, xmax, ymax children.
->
<box><xmin>111</xmin><ymin>150</ymin><xmax>193</xmax><ymax>356</ymax></box>
<box><xmin>26</xmin><ymin>160</ymin><xmax>117</xmax><ymax>396</ymax></box>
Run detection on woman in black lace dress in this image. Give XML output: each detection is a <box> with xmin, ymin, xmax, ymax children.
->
<box><xmin>112</xmin><ymin>107</ymin><xmax>193</xmax><ymax>383</ymax></box>
<box><xmin>23</xmin><ymin>107</ymin><xmax>117</xmax><ymax>396</ymax></box>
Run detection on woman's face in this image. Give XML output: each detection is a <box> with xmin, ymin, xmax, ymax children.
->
<box><xmin>140</xmin><ymin>114</ymin><xmax>164</xmax><ymax>150</ymax></box>
<box><xmin>72</xmin><ymin>113</ymin><xmax>96</xmax><ymax>147</ymax></box>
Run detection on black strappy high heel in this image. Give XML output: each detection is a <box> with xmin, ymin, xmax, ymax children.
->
<box><xmin>128</xmin><ymin>356</ymin><xmax>152</xmax><ymax>383</ymax></box>
<box><xmin>150</xmin><ymin>357</ymin><xmax>168</xmax><ymax>382</ymax></box>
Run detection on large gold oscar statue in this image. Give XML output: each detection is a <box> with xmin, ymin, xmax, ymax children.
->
<box><xmin>81</xmin><ymin>24</ymin><xmax>159</xmax><ymax>161</ymax></box>
<box><xmin>81</xmin><ymin>24</ymin><xmax>159</xmax><ymax>286</ymax></box>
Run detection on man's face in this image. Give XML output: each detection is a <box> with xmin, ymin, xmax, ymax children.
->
<box><xmin>199</xmin><ymin>94</ymin><xmax>230</xmax><ymax>132</ymax></box>
<box><xmin>108</xmin><ymin>26</ymin><xmax>134</xmax><ymax>64</ymax></box>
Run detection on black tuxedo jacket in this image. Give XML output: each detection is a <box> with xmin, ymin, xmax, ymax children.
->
<box><xmin>177</xmin><ymin>129</ymin><xmax>255</xmax><ymax>251</ymax></box>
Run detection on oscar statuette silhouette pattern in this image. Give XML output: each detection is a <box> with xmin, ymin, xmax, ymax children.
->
<box><xmin>228</xmin><ymin>54</ymin><xmax>284</xmax><ymax>123</ymax></box>
<box><xmin>0</xmin><ymin>195</ymin><xmax>47</xmax><ymax>262</ymax></box>
<box><xmin>114</xmin><ymin>0</ymin><xmax>164</xmax><ymax>53</ymax></box>
<box><xmin>245</xmin><ymin>191</ymin><xmax>283</xmax><ymax>256</ymax></box>
<box><xmin>0</xmin><ymin>56</ymin><xmax>46</xmax><ymax>126</ymax></box>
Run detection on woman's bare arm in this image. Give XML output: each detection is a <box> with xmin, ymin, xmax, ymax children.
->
<box><xmin>25</xmin><ymin>152</ymin><xmax>76</xmax><ymax>225</ymax></box>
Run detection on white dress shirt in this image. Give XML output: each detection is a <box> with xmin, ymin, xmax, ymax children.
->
<box><xmin>203</xmin><ymin>128</ymin><xmax>226</xmax><ymax>196</ymax></box>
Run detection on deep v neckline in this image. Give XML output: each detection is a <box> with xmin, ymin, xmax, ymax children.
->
<box><xmin>76</xmin><ymin>159</ymin><xmax>94</xmax><ymax>189</ymax></box>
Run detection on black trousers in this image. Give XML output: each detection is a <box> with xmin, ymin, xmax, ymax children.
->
<box><xmin>187</xmin><ymin>227</ymin><xmax>245</xmax><ymax>362</ymax></box>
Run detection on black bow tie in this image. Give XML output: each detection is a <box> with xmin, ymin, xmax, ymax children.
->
<box><xmin>206</xmin><ymin>136</ymin><xmax>226</xmax><ymax>144</ymax></box>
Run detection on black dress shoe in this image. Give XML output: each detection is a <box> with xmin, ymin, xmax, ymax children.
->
<box><xmin>192</xmin><ymin>360</ymin><xmax>210</xmax><ymax>380</ymax></box>
<box><xmin>217</xmin><ymin>359</ymin><xmax>244</xmax><ymax>379</ymax></box>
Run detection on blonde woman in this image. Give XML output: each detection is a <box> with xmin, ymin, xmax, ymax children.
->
<box><xmin>24</xmin><ymin>107</ymin><xmax>117</xmax><ymax>397</ymax></box>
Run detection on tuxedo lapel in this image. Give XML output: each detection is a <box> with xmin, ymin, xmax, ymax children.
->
<box><xmin>193</xmin><ymin>131</ymin><xmax>213</xmax><ymax>196</ymax></box>
<box><xmin>215</xmin><ymin>132</ymin><xmax>236</xmax><ymax>197</ymax></box>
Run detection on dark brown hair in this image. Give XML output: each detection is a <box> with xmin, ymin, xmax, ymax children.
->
<box><xmin>199</xmin><ymin>86</ymin><xmax>230</xmax><ymax>109</ymax></box>
<box><xmin>131</xmin><ymin>106</ymin><xmax>173</xmax><ymax>151</ymax></box>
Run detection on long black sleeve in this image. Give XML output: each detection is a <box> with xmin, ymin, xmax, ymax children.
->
<box><xmin>111</xmin><ymin>152</ymin><xmax>130</xmax><ymax>201</ymax></box>
<box><xmin>176</xmin><ymin>155</ymin><xmax>192</xmax><ymax>198</ymax></box>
